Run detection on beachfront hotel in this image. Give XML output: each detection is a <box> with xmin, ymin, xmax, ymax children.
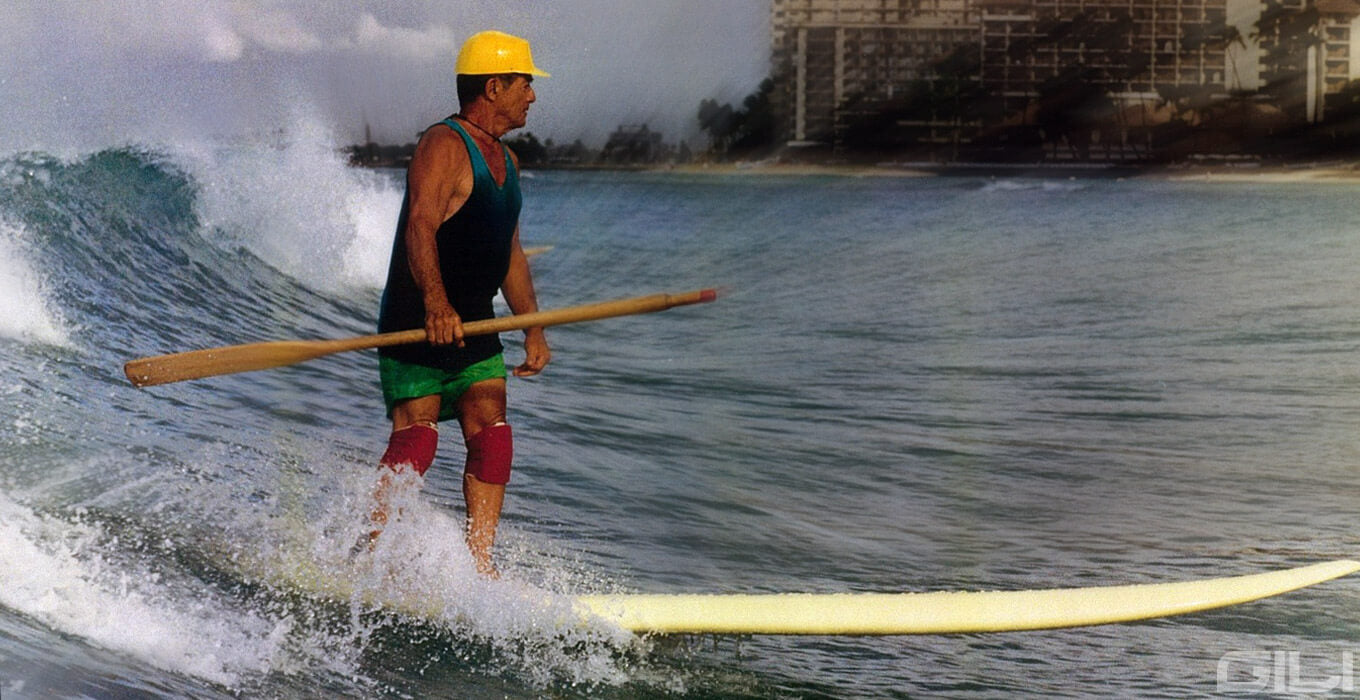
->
<box><xmin>770</xmin><ymin>0</ymin><xmax>1360</xmax><ymax>152</ymax></box>
<box><xmin>771</xmin><ymin>0</ymin><xmax>981</xmax><ymax>144</ymax></box>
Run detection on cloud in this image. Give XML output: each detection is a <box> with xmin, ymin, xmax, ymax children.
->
<box><xmin>346</xmin><ymin>13</ymin><xmax>460</xmax><ymax>61</ymax></box>
<box><xmin>199</xmin><ymin>21</ymin><xmax>247</xmax><ymax>63</ymax></box>
<box><xmin>229</xmin><ymin>2</ymin><xmax>324</xmax><ymax>55</ymax></box>
<box><xmin>21</xmin><ymin>0</ymin><xmax>324</xmax><ymax>63</ymax></box>
<box><xmin>0</xmin><ymin>1</ymin><xmax>770</xmax><ymax>153</ymax></box>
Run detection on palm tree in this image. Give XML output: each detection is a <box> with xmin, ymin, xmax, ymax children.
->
<box><xmin>1221</xmin><ymin>25</ymin><xmax>1247</xmax><ymax>92</ymax></box>
<box><xmin>1254</xmin><ymin>0</ymin><xmax>1325</xmax><ymax>124</ymax></box>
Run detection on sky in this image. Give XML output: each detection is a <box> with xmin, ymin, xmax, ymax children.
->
<box><xmin>0</xmin><ymin>1</ymin><xmax>772</xmax><ymax>153</ymax></box>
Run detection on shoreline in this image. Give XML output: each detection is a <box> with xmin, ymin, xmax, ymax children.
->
<box><xmin>512</xmin><ymin>158</ymin><xmax>1360</xmax><ymax>184</ymax></box>
<box><xmin>361</xmin><ymin>155</ymin><xmax>1360</xmax><ymax>184</ymax></box>
<box><xmin>649</xmin><ymin>160</ymin><xmax>1360</xmax><ymax>183</ymax></box>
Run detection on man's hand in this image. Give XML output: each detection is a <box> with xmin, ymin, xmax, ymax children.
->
<box><xmin>514</xmin><ymin>328</ymin><xmax>550</xmax><ymax>376</ymax></box>
<box><xmin>425</xmin><ymin>298</ymin><xmax>465</xmax><ymax>347</ymax></box>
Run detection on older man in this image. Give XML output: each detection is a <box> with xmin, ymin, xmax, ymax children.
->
<box><xmin>370</xmin><ymin>31</ymin><xmax>551</xmax><ymax>577</ymax></box>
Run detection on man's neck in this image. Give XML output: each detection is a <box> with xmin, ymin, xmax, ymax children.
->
<box><xmin>458</xmin><ymin>106</ymin><xmax>505</xmax><ymax>141</ymax></box>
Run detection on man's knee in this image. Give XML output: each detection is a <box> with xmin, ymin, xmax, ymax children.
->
<box><xmin>380</xmin><ymin>423</ymin><xmax>438</xmax><ymax>476</ymax></box>
<box><xmin>465</xmin><ymin>423</ymin><xmax>513</xmax><ymax>485</ymax></box>
<box><xmin>457</xmin><ymin>378</ymin><xmax>507</xmax><ymax>426</ymax></box>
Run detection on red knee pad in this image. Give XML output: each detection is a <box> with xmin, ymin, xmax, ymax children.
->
<box><xmin>380</xmin><ymin>424</ymin><xmax>438</xmax><ymax>476</ymax></box>
<box><xmin>465</xmin><ymin>423</ymin><xmax>513</xmax><ymax>485</ymax></box>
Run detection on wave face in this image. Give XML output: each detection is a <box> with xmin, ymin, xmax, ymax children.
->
<box><xmin>3</xmin><ymin>140</ymin><xmax>1360</xmax><ymax>698</ymax></box>
<box><xmin>0</xmin><ymin>141</ymin><xmax>647</xmax><ymax>695</ymax></box>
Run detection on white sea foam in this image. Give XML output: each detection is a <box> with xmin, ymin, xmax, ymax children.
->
<box><xmin>114</xmin><ymin>430</ymin><xmax>647</xmax><ymax>690</ymax></box>
<box><xmin>980</xmin><ymin>178</ymin><xmax>1088</xmax><ymax>193</ymax></box>
<box><xmin>227</xmin><ymin>463</ymin><xmax>646</xmax><ymax>688</ymax></box>
<box><xmin>361</xmin><ymin>513</ymin><xmax>645</xmax><ymax>688</ymax></box>
<box><xmin>174</xmin><ymin>111</ymin><xmax>402</xmax><ymax>293</ymax></box>
<box><xmin>0</xmin><ymin>220</ymin><xmax>70</xmax><ymax>346</ymax></box>
<box><xmin>0</xmin><ymin>491</ymin><xmax>298</xmax><ymax>686</ymax></box>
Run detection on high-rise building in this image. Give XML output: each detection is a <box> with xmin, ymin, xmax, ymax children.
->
<box><xmin>770</xmin><ymin>0</ymin><xmax>1360</xmax><ymax>154</ymax></box>
<box><xmin>979</xmin><ymin>0</ymin><xmax>1228</xmax><ymax>107</ymax></box>
<box><xmin>1257</xmin><ymin>0</ymin><xmax>1360</xmax><ymax>122</ymax></box>
<box><xmin>771</xmin><ymin>0</ymin><xmax>981</xmax><ymax>144</ymax></box>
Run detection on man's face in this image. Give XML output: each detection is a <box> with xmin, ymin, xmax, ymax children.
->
<box><xmin>494</xmin><ymin>75</ymin><xmax>536</xmax><ymax>130</ymax></box>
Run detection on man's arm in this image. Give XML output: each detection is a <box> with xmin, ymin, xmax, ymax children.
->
<box><xmin>405</xmin><ymin>127</ymin><xmax>474</xmax><ymax>346</ymax></box>
<box><xmin>501</xmin><ymin>225</ymin><xmax>550</xmax><ymax>376</ymax></box>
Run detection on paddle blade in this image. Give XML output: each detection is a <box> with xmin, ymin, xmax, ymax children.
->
<box><xmin>123</xmin><ymin>328</ymin><xmax>427</xmax><ymax>388</ymax></box>
<box><xmin>125</xmin><ymin>340</ymin><xmax>340</xmax><ymax>387</ymax></box>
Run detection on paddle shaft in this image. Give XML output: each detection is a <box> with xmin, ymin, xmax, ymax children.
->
<box><xmin>124</xmin><ymin>289</ymin><xmax>717</xmax><ymax>387</ymax></box>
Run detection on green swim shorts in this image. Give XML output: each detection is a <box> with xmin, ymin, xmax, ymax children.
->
<box><xmin>379</xmin><ymin>353</ymin><xmax>507</xmax><ymax>421</ymax></box>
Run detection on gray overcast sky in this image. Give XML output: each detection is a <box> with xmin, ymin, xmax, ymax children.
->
<box><xmin>0</xmin><ymin>1</ymin><xmax>771</xmax><ymax>153</ymax></box>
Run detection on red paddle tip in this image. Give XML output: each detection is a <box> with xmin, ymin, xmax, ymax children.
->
<box><xmin>699</xmin><ymin>288</ymin><xmax>718</xmax><ymax>303</ymax></box>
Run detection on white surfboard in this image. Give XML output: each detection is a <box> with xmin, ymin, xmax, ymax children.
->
<box><xmin>572</xmin><ymin>560</ymin><xmax>1360</xmax><ymax>635</ymax></box>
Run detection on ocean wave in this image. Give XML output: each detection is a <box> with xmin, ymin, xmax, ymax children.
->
<box><xmin>0</xmin><ymin>218</ymin><xmax>70</xmax><ymax>346</ymax></box>
<box><xmin>0</xmin><ymin>491</ymin><xmax>291</xmax><ymax>687</ymax></box>
<box><xmin>0</xmin><ymin>128</ymin><xmax>402</xmax><ymax>362</ymax></box>
<box><xmin>169</xmin><ymin>122</ymin><xmax>402</xmax><ymax>292</ymax></box>
<box><xmin>979</xmin><ymin>178</ymin><xmax>1088</xmax><ymax>193</ymax></box>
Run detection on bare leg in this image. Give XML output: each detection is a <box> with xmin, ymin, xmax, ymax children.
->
<box><xmin>463</xmin><ymin>474</ymin><xmax>505</xmax><ymax>577</ymax></box>
<box><xmin>368</xmin><ymin>395</ymin><xmax>442</xmax><ymax>538</ymax></box>
<box><xmin>457</xmin><ymin>379</ymin><xmax>509</xmax><ymax>577</ymax></box>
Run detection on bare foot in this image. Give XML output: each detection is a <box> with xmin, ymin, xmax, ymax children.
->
<box><xmin>353</xmin><ymin>470</ymin><xmax>399</xmax><ymax>556</ymax></box>
<box><xmin>476</xmin><ymin>561</ymin><xmax>501</xmax><ymax>580</ymax></box>
<box><xmin>349</xmin><ymin>528</ymin><xmax>381</xmax><ymax>557</ymax></box>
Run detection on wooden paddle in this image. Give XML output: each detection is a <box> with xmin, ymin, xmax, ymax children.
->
<box><xmin>124</xmin><ymin>289</ymin><xmax>718</xmax><ymax>388</ymax></box>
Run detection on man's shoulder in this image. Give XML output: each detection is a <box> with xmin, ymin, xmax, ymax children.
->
<box><xmin>417</xmin><ymin>121</ymin><xmax>464</xmax><ymax>151</ymax></box>
<box><xmin>412</xmin><ymin>123</ymin><xmax>472</xmax><ymax>171</ymax></box>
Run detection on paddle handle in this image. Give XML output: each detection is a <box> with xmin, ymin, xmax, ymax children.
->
<box><xmin>282</xmin><ymin>288</ymin><xmax>718</xmax><ymax>353</ymax></box>
<box><xmin>124</xmin><ymin>289</ymin><xmax>717</xmax><ymax>387</ymax></box>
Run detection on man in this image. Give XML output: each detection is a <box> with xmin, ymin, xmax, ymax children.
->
<box><xmin>370</xmin><ymin>30</ymin><xmax>551</xmax><ymax>577</ymax></box>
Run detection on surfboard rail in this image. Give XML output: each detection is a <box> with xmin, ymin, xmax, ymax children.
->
<box><xmin>573</xmin><ymin>560</ymin><xmax>1360</xmax><ymax>635</ymax></box>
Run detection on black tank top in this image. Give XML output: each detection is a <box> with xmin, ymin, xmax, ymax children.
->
<box><xmin>377</xmin><ymin>118</ymin><xmax>522</xmax><ymax>370</ymax></box>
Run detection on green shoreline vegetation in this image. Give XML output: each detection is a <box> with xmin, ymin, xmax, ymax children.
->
<box><xmin>347</xmin><ymin>76</ymin><xmax>1360</xmax><ymax>181</ymax></box>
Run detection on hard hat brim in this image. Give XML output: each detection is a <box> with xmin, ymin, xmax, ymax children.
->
<box><xmin>459</xmin><ymin>67</ymin><xmax>550</xmax><ymax>78</ymax></box>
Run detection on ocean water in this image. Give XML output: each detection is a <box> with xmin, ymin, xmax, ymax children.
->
<box><xmin>0</xmin><ymin>134</ymin><xmax>1358</xmax><ymax>698</ymax></box>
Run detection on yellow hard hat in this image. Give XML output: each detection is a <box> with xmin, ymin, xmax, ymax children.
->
<box><xmin>456</xmin><ymin>30</ymin><xmax>550</xmax><ymax>77</ymax></box>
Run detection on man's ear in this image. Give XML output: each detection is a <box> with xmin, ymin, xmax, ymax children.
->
<box><xmin>484</xmin><ymin>76</ymin><xmax>503</xmax><ymax>101</ymax></box>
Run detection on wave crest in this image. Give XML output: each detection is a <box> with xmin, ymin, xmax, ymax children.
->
<box><xmin>174</xmin><ymin>123</ymin><xmax>402</xmax><ymax>292</ymax></box>
<box><xmin>0</xmin><ymin>218</ymin><xmax>70</xmax><ymax>346</ymax></box>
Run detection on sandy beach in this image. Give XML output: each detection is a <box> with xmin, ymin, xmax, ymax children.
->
<box><xmin>665</xmin><ymin>161</ymin><xmax>934</xmax><ymax>178</ymax></box>
<box><xmin>661</xmin><ymin>159</ymin><xmax>1360</xmax><ymax>183</ymax></box>
<box><xmin>1153</xmin><ymin>163</ymin><xmax>1360</xmax><ymax>183</ymax></box>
